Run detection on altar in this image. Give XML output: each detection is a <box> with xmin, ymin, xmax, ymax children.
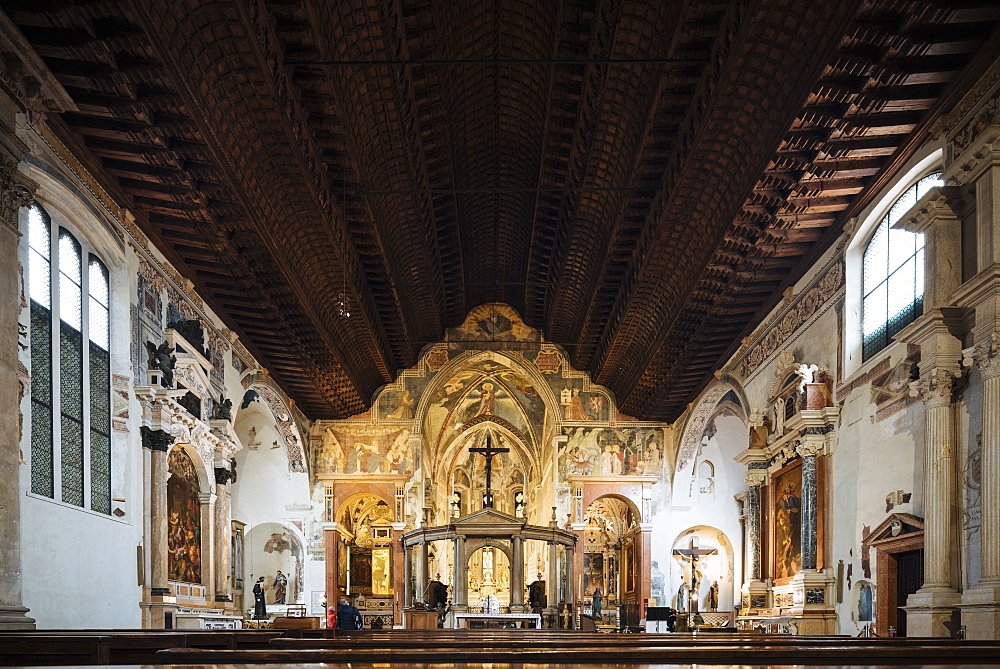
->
<box><xmin>453</xmin><ymin>611</ymin><xmax>541</xmax><ymax>629</ymax></box>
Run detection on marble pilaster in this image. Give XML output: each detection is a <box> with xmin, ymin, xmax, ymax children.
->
<box><xmin>402</xmin><ymin>545</ymin><xmax>412</xmax><ymax>609</ymax></box>
<box><xmin>545</xmin><ymin>540</ymin><xmax>559</xmax><ymax>626</ymax></box>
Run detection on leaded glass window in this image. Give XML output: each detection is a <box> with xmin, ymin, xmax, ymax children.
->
<box><xmin>862</xmin><ymin>173</ymin><xmax>942</xmax><ymax>361</ymax></box>
<box><xmin>27</xmin><ymin>205</ymin><xmax>112</xmax><ymax>513</ymax></box>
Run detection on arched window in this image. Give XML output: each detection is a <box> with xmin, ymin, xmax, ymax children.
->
<box><xmin>862</xmin><ymin>173</ymin><xmax>943</xmax><ymax>361</ymax></box>
<box><xmin>27</xmin><ymin>204</ymin><xmax>112</xmax><ymax>514</ymax></box>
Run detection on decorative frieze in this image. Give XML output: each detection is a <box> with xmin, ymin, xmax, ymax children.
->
<box><xmin>731</xmin><ymin>261</ymin><xmax>844</xmax><ymax>381</ymax></box>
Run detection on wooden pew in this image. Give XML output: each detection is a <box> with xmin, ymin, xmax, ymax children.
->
<box><xmin>0</xmin><ymin>635</ymin><xmax>112</xmax><ymax>666</ymax></box>
<box><xmin>152</xmin><ymin>641</ymin><xmax>1000</xmax><ymax>664</ymax></box>
<box><xmin>0</xmin><ymin>629</ymin><xmax>285</xmax><ymax>664</ymax></box>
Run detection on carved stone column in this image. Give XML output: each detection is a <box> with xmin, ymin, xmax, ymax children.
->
<box><xmin>391</xmin><ymin>522</ymin><xmax>405</xmax><ymax>627</ymax></box>
<box><xmin>402</xmin><ymin>544</ymin><xmax>412</xmax><ymax>609</ymax></box>
<box><xmin>545</xmin><ymin>540</ymin><xmax>559</xmax><ymax>626</ymax></box>
<box><xmin>199</xmin><ymin>490</ymin><xmax>216</xmax><ymax>603</ymax></box>
<box><xmin>797</xmin><ymin>441</ymin><xmax>824</xmax><ymax>570</ymax></box>
<box><xmin>744</xmin><ymin>471</ymin><xmax>766</xmax><ymax>581</ymax></box>
<box><xmin>141</xmin><ymin>427</ymin><xmax>174</xmax><ymax>628</ymax></box>
<box><xmin>960</xmin><ymin>335</ymin><xmax>1000</xmax><ymax>638</ymax></box>
<box><xmin>564</xmin><ymin>541</ymin><xmax>575</xmax><ymax>625</ymax></box>
<box><xmin>905</xmin><ymin>368</ymin><xmax>962</xmax><ymax>636</ymax></box>
<box><xmin>213</xmin><ymin>466</ymin><xmax>232</xmax><ymax>605</ymax></box>
<box><xmin>510</xmin><ymin>535</ymin><xmax>525</xmax><ymax>613</ymax></box>
<box><xmin>452</xmin><ymin>535</ymin><xmax>467</xmax><ymax>611</ymax></box>
<box><xmin>0</xmin><ymin>148</ymin><xmax>35</xmax><ymax>630</ymax></box>
<box><xmin>416</xmin><ymin>540</ymin><xmax>429</xmax><ymax>606</ymax></box>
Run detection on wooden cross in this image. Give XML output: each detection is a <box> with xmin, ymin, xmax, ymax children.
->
<box><xmin>672</xmin><ymin>538</ymin><xmax>717</xmax><ymax>613</ymax></box>
<box><xmin>469</xmin><ymin>432</ymin><xmax>509</xmax><ymax>508</ymax></box>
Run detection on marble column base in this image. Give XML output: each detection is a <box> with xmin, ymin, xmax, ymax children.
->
<box><xmin>740</xmin><ymin>579</ymin><xmax>770</xmax><ymax>613</ymax></box>
<box><xmin>785</xmin><ymin>569</ymin><xmax>836</xmax><ymax>634</ymax></box>
<box><xmin>509</xmin><ymin>604</ymin><xmax>526</xmax><ymax>613</ymax></box>
<box><xmin>0</xmin><ymin>605</ymin><xmax>36</xmax><ymax>630</ymax></box>
<box><xmin>903</xmin><ymin>586</ymin><xmax>961</xmax><ymax>637</ymax></box>
<box><xmin>959</xmin><ymin>581</ymin><xmax>1000</xmax><ymax>640</ymax></box>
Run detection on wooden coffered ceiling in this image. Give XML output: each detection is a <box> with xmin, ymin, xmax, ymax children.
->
<box><xmin>4</xmin><ymin>1</ymin><xmax>1000</xmax><ymax>421</ymax></box>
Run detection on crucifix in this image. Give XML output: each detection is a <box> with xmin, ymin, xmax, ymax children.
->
<box><xmin>672</xmin><ymin>538</ymin><xmax>717</xmax><ymax>613</ymax></box>
<box><xmin>469</xmin><ymin>432</ymin><xmax>509</xmax><ymax>508</ymax></box>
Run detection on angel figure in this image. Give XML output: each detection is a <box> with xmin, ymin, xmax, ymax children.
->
<box><xmin>354</xmin><ymin>441</ymin><xmax>381</xmax><ymax>473</ymax></box>
<box><xmin>793</xmin><ymin>363</ymin><xmax>819</xmax><ymax>394</ymax></box>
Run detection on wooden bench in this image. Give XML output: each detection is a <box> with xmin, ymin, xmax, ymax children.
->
<box><xmin>0</xmin><ymin>635</ymin><xmax>112</xmax><ymax>666</ymax></box>
<box><xmin>152</xmin><ymin>641</ymin><xmax>1000</xmax><ymax>664</ymax></box>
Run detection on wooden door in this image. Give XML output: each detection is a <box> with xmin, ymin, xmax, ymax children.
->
<box><xmin>895</xmin><ymin>549</ymin><xmax>923</xmax><ymax>636</ymax></box>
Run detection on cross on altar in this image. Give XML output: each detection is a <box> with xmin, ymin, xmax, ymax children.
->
<box><xmin>672</xmin><ymin>538</ymin><xmax>717</xmax><ymax>613</ymax></box>
<box><xmin>469</xmin><ymin>432</ymin><xmax>509</xmax><ymax>508</ymax></box>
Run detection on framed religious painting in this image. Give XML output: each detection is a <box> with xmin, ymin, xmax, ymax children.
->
<box><xmin>623</xmin><ymin>540</ymin><xmax>635</xmax><ymax>597</ymax></box>
<box><xmin>770</xmin><ymin>461</ymin><xmax>803</xmax><ymax>583</ymax></box>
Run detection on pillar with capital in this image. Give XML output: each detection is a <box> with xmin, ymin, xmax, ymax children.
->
<box><xmin>904</xmin><ymin>366</ymin><xmax>963</xmax><ymax>636</ymax></box>
<box><xmin>895</xmin><ymin>168</ymin><xmax>967</xmax><ymax>636</ymax></box>
<box><xmin>199</xmin><ymin>490</ymin><xmax>217</xmax><ymax>603</ymax></box>
<box><xmin>0</xmin><ymin>134</ymin><xmax>36</xmax><ymax>629</ymax></box>
<box><xmin>510</xmin><ymin>535</ymin><xmax>525</xmax><ymax>613</ymax></box>
<box><xmin>452</xmin><ymin>534</ymin><xmax>468</xmax><ymax>611</ymax></box>
<box><xmin>213</xmin><ymin>465</ymin><xmax>233</xmax><ymax>607</ymax></box>
<box><xmin>141</xmin><ymin>426</ymin><xmax>175</xmax><ymax>628</ymax></box>
<box><xmin>960</xmin><ymin>335</ymin><xmax>1000</xmax><ymax>638</ymax></box>
<box><xmin>740</xmin><ymin>469</ymin><xmax>769</xmax><ymax>614</ymax></box>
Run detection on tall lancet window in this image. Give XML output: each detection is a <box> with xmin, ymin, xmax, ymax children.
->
<box><xmin>27</xmin><ymin>204</ymin><xmax>112</xmax><ymax>513</ymax></box>
<box><xmin>862</xmin><ymin>173</ymin><xmax>942</xmax><ymax>360</ymax></box>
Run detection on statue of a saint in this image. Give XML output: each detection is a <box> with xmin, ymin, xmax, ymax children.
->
<box><xmin>592</xmin><ymin>588</ymin><xmax>603</xmax><ymax>619</ymax></box>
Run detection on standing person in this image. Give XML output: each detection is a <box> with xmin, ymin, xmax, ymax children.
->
<box><xmin>326</xmin><ymin>606</ymin><xmax>337</xmax><ymax>629</ymax></box>
<box><xmin>273</xmin><ymin>570</ymin><xmax>287</xmax><ymax>604</ymax></box>
<box><xmin>252</xmin><ymin>577</ymin><xmax>267</xmax><ymax>620</ymax></box>
<box><xmin>337</xmin><ymin>597</ymin><xmax>363</xmax><ymax>630</ymax></box>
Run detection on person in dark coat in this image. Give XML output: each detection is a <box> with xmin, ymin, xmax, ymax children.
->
<box><xmin>337</xmin><ymin>598</ymin><xmax>363</xmax><ymax>630</ymax></box>
<box><xmin>252</xmin><ymin>577</ymin><xmax>267</xmax><ymax>620</ymax></box>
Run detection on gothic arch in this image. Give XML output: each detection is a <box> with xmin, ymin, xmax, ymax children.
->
<box><xmin>675</xmin><ymin>380</ymin><xmax>748</xmax><ymax>477</ymax></box>
<box><xmin>238</xmin><ymin>381</ymin><xmax>307</xmax><ymax>474</ymax></box>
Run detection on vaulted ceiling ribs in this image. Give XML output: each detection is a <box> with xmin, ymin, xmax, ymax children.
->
<box><xmin>4</xmin><ymin>0</ymin><xmax>999</xmax><ymax>421</ymax></box>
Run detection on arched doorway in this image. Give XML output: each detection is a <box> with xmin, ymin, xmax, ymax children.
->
<box><xmin>336</xmin><ymin>494</ymin><xmax>395</xmax><ymax>600</ymax></box>
<box><xmin>465</xmin><ymin>543</ymin><xmax>513</xmax><ymax>611</ymax></box>
<box><xmin>582</xmin><ymin>495</ymin><xmax>640</xmax><ymax>625</ymax></box>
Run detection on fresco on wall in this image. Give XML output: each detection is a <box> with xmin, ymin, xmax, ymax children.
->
<box><xmin>167</xmin><ymin>448</ymin><xmax>202</xmax><ymax>583</ymax></box>
<box><xmin>559</xmin><ymin>427</ymin><xmax>664</xmax><ymax>477</ymax></box>
<box><xmin>317</xmin><ymin>426</ymin><xmax>415</xmax><ymax>475</ymax></box>
<box><xmin>772</xmin><ymin>464</ymin><xmax>803</xmax><ymax>580</ymax></box>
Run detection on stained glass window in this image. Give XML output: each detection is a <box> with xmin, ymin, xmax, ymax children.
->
<box><xmin>27</xmin><ymin>206</ymin><xmax>112</xmax><ymax>513</ymax></box>
<box><xmin>862</xmin><ymin>173</ymin><xmax>942</xmax><ymax>361</ymax></box>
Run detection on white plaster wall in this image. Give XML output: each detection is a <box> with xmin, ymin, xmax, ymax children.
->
<box><xmin>650</xmin><ymin>412</ymin><xmax>746</xmax><ymax>610</ymax></box>
<box><xmin>21</xmin><ymin>498</ymin><xmax>143</xmax><ymax>627</ymax></box>
<box><xmin>231</xmin><ymin>404</ymin><xmax>312</xmax><ymax>605</ymax></box>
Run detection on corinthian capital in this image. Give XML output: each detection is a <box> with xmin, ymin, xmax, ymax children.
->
<box><xmin>744</xmin><ymin>471</ymin><xmax>767</xmax><ymax>488</ymax></box>
<box><xmin>909</xmin><ymin>368</ymin><xmax>958</xmax><ymax>408</ymax></box>
<box><xmin>0</xmin><ymin>155</ymin><xmax>34</xmax><ymax>230</ymax></box>
<box><xmin>796</xmin><ymin>440</ymin><xmax>824</xmax><ymax>458</ymax></box>
<box><xmin>963</xmin><ymin>334</ymin><xmax>1000</xmax><ymax>381</ymax></box>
